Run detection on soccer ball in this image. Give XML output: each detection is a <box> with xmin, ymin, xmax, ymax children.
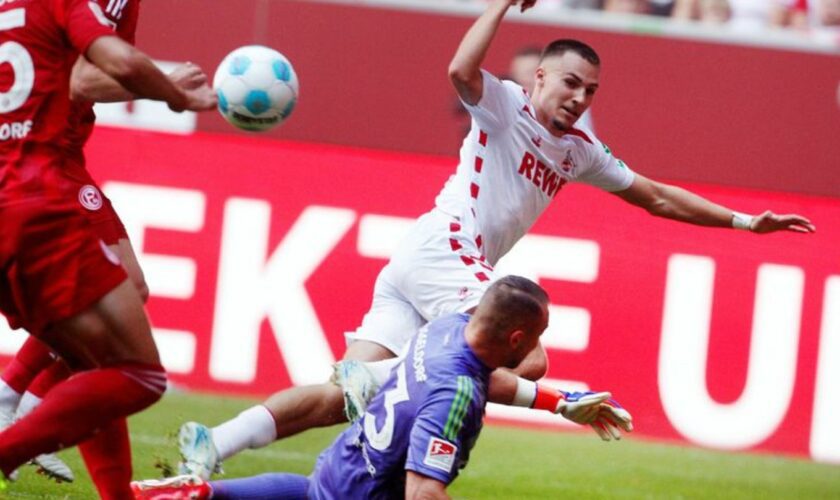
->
<box><xmin>213</xmin><ymin>45</ymin><xmax>299</xmax><ymax>132</ymax></box>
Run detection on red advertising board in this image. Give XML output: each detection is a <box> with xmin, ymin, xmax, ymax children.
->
<box><xmin>2</xmin><ymin>127</ymin><xmax>839</xmax><ymax>463</ymax></box>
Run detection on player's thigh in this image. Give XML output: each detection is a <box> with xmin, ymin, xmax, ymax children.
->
<box><xmin>0</xmin><ymin>199</ymin><xmax>126</xmax><ymax>329</ymax></box>
<box><xmin>388</xmin><ymin>210</ymin><xmax>499</xmax><ymax>320</ymax></box>
<box><xmin>82</xmin><ymin>187</ymin><xmax>150</xmax><ymax>302</ymax></box>
<box><xmin>40</xmin><ymin>279</ymin><xmax>159</xmax><ymax>370</ymax></box>
<box><xmin>343</xmin><ymin>340</ymin><xmax>396</xmax><ymax>363</ymax></box>
<box><xmin>344</xmin><ymin>268</ymin><xmax>426</xmax><ymax>359</ymax></box>
<box><xmin>396</xmin><ymin>248</ymin><xmax>497</xmax><ymax>322</ymax></box>
<box><xmin>109</xmin><ymin>238</ymin><xmax>149</xmax><ymax>302</ymax></box>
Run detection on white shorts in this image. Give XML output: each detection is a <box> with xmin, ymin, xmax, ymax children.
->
<box><xmin>345</xmin><ymin>209</ymin><xmax>498</xmax><ymax>355</ymax></box>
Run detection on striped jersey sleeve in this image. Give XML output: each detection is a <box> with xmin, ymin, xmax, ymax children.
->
<box><xmin>443</xmin><ymin>376</ymin><xmax>474</xmax><ymax>441</ymax></box>
<box><xmin>405</xmin><ymin>376</ymin><xmax>481</xmax><ymax>485</ymax></box>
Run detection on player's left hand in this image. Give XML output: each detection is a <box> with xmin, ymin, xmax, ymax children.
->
<box><xmin>750</xmin><ymin>210</ymin><xmax>815</xmax><ymax>234</ymax></box>
<box><xmin>507</xmin><ymin>0</ymin><xmax>537</xmax><ymax>13</ymax></box>
<box><xmin>555</xmin><ymin>391</ymin><xmax>610</xmax><ymax>425</ymax></box>
<box><xmin>519</xmin><ymin>0</ymin><xmax>537</xmax><ymax>12</ymax></box>
<box><xmin>169</xmin><ymin>62</ymin><xmax>209</xmax><ymax>91</ymax></box>
<box><xmin>590</xmin><ymin>397</ymin><xmax>633</xmax><ymax>442</ymax></box>
<box><xmin>181</xmin><ymin>84</ymin><xmax>218</xmax><ymax>112</ymax></box>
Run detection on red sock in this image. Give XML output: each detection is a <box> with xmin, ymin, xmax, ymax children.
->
<box><xmin>1</xmin><ymin>337</ymin><xmax>54</xmax><ymax>393</ymax></box>
<box><xmin>28</xmin><ymin>360</ymin><xmax>71</xmax><ymax>398</ymax></box>
<box><xmin>0</xmin><ymin>363</ymin><xmax>166</xmax><ymax>476</ymax></box>
<box><xmin>532</xmin><ymin>384</ymin><xmax>564</xmax><ymax>412</ymax></box>
<box><xmin>79</xmin><ymin>418</ymin><xmax>133</xmax><ymax>500</ymax></box>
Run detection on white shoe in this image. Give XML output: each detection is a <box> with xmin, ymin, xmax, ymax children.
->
<box><xmin>2</xmin><ymin>404</ymin><xmax>72</xmax><ymax>483</ymax></box>
<box><xmin>331</xmin><ymin>360</ymin><xmax>380</xmax><ymax>422</ymax></box>
<box><xmin>0</xmin><ymin>408</ymin><xmax>19</xmax><ymax>481</ymax></box>
<box><xmin>177</xmin><ymin>422</ymin><xmax>220</xmax><ymax>481</ymax></box>
<box><xmin>31</xmin><ymin>453</ymin><xmax>74</xmax><ymax>483</ymax></box>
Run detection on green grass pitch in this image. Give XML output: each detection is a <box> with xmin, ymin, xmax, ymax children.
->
<box><xmin>6</xmin><ymin>391</ymin><xmax>840</xmax><ymax>499</ymax></box>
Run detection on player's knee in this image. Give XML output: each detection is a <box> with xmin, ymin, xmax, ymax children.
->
<box><xmin>519</xmin><ymin>359</ymin><xmax>547</xmax><ymax>381</ymax></box>
<box><xmin>515</xmin><ymin>349</ymin><xmax>548</xmax><ymax>381</ymax></box>
<box><xmin>120</xmin><ymin>363</ymin><xmax>167</xmax><ymax>409</ymax></box>
<box><xmin>136</xmin><ymin>280</ymin><xmax>150</xmax><ymax>304</ymax></box>
<box><xmin>342</xmin><ymin>340</ymin><xmax>396</xmax><ymax>362</ymax></box>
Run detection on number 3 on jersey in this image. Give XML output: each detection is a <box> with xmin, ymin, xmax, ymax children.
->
<box><xmin>0</xmin><ymin>8</ymin><xmax>33</xmax><ymax>113</ymax></box>
<box><xmin>364</xmin><ymin>363</ymin><xmax>410</xmax><ymax>451</ymax></box>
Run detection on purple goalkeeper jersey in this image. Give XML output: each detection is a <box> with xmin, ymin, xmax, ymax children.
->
<box><xmin>309</xmin><ymin>313</ymin><xmax>492</xmax><ymax>500</ymax></box>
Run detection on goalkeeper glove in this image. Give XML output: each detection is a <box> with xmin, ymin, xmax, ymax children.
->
<box><xmin>590</xmin><ymin>396</ymin><xmax>633</xmax><ymax>441</ymax></box>
<box><xmin>557</xmin><ymin>391</ymin><xmax>633</xmax><ymax>441</ymax></box>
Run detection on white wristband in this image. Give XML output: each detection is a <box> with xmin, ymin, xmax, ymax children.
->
<box><xmin>511</xmin><ymin>378</ymin><xmax>538</xmax><ymax>408</ymax></box>
<box><xmin>732</xmin><ymin>211</ymin><xmax>754</xmax><ymax>231</ymax></box>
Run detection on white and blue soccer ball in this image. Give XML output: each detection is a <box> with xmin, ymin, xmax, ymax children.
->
<box><xmin>213</xmin><ymin>45</ymin><xmax>299</xmax><ymax>132</ymax></box>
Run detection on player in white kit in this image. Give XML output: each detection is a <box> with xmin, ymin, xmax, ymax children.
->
<box><xmin>178</xmin><ymin>0</ymin><xmax>815</xmax><ymax>478</ymax></box>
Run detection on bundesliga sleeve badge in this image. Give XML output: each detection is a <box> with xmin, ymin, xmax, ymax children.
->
<box><xmin>423</xmin><ymin>437</ymin><xmax>458</xmax><ymax>473</ymax></box>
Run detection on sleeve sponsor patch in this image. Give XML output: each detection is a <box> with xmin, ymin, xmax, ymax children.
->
<box><xmin>423</xmin><ymin>437</ymin><xmax>458</xmax><ymax>473</ymax></box>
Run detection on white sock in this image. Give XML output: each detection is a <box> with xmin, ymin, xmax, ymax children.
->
<box><xmin>14</xmin><ymin>391</ymin><xmax>42</xmax><ymax>419</ymax></box>
<box><xmin>364</xmin><ymin>357</ymin><xmax>400</xmax><ymax>385</ymax></box>
<box><xmin>511</xmin><ymin>377</ymin><xmax>537</xmax><ymax>408</ymax></box>
<box><xmin>212</xmin><ymin>405</ymin><xmax>277</xmax><ymax>460</ymax></box>
<box><xmin>0</xmin><ymin>380</ymin><xmax>22</xmax><ymax>415</ymax></box>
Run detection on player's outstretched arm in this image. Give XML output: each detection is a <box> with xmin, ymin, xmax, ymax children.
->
<box><xmin>70</xmin><ymin>56</ymin><xmax>134</xmax><ymax>102</ymax></box>
<box><xmin>84</xmin><ymin>36</ymin><xmax>215</xmax><ymax>112</ymax></box>
<box><xmin>406</xmin><ymin>471</ymin><xmax>450</xmax><ymax>500</ymax></box>
<box><xmin>71</xmin><ymin>57</ymin><xmax>209</xmax><ymax>104</ymax></box>
<box><xmin>614</xmin><ymin>173</ymin><xmax>815</xmax><ymax>234</ymax></box>
<box><xmin>448</xmin><ymin>0</ymin><xmax>535</xmax><ymax>105</ymax></box>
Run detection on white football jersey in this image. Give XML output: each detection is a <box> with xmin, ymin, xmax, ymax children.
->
<box><xmin>434</xmin><ymin>70</ymin><xmax>635</xmax><ymax>266</ymax></box>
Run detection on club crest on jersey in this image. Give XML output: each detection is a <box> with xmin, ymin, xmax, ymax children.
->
<box><xmin>561</xmin><ymin>150</ymin><xmax>576</xmax><ymax>173</ymax></box>
<box><xmin>424</xmin><ymin>437</ymin><xmax>458</xmax><ymax>472</ymax></box>
<box><xmin>78</xmin><ymin>185</ymin><xmax>103</xmax><ymax>211</ymax></box>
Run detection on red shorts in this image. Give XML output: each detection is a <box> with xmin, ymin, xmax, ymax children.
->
<box><xmin>0</xmin><ymin>191</ymin><xmax>127</xmax><ymax>335</ymax></box>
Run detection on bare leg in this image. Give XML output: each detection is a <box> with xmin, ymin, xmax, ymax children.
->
<box><xmin>38</xmin><ymin>280</ymin><xmax>159</xmax><ymax>369</ymax></box>
<box><xmin>110</xmin><ymin>238</ymin><xmax>149</xmax><ymax>303</ymax></box>
<box><xmin>38</xmin><ymin>281</ymin><xmax>158</xmax><ymax>368</ymax></box>
<box><xmin>1</xmin><ymin>240</ymin><xmax>152</xmax><ymax>484</ymax></box>
<box><xmin>0</xmin><ymin>280</ymin><xmax>165</xmax><ymax>494</ymax></box>
<box><xmin>342</xmin><ymin>339</ymin><xmax>396</xmax><ymax>363</ymax></box>
<box><xmin>196</xmin><ymin>340</ymin><xmax>398</xmax><ymax>467</ymax></box>
<box><xmin>262</xmin><ymin>340</ymin><xmax>393</xmax><ymax>433</ymax></box>
<box><xmin>263</xmin><ymin>339</ymin><xmax>396</xmax><ymax>437</ymax></box>
<box><xmin>262</xmin><ymin>384</ymin><xmax>345</xmax><ymax>440</ymax></box>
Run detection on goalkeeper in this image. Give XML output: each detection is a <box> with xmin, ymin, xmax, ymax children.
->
<box><xmin>133</xmin><ymin>276</ymin><xmax>630</xmax><ymax>499</ymax></box>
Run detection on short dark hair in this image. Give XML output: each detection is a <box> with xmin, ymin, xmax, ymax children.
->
<box><xmin>477</xmin><ymin>276</ymin><xmax>549</xmax><ymax>340</ymax></box>
<box><xmin>541</xmin><ymin>39</ymin><xmax>600</xmax><ymax>66</ymax></box>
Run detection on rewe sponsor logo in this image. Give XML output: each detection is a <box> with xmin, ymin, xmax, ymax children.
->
<box><xmin>517</xmin><ymin>151</ymin><xmax>567</xmax><ymax>197</ymax></box>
